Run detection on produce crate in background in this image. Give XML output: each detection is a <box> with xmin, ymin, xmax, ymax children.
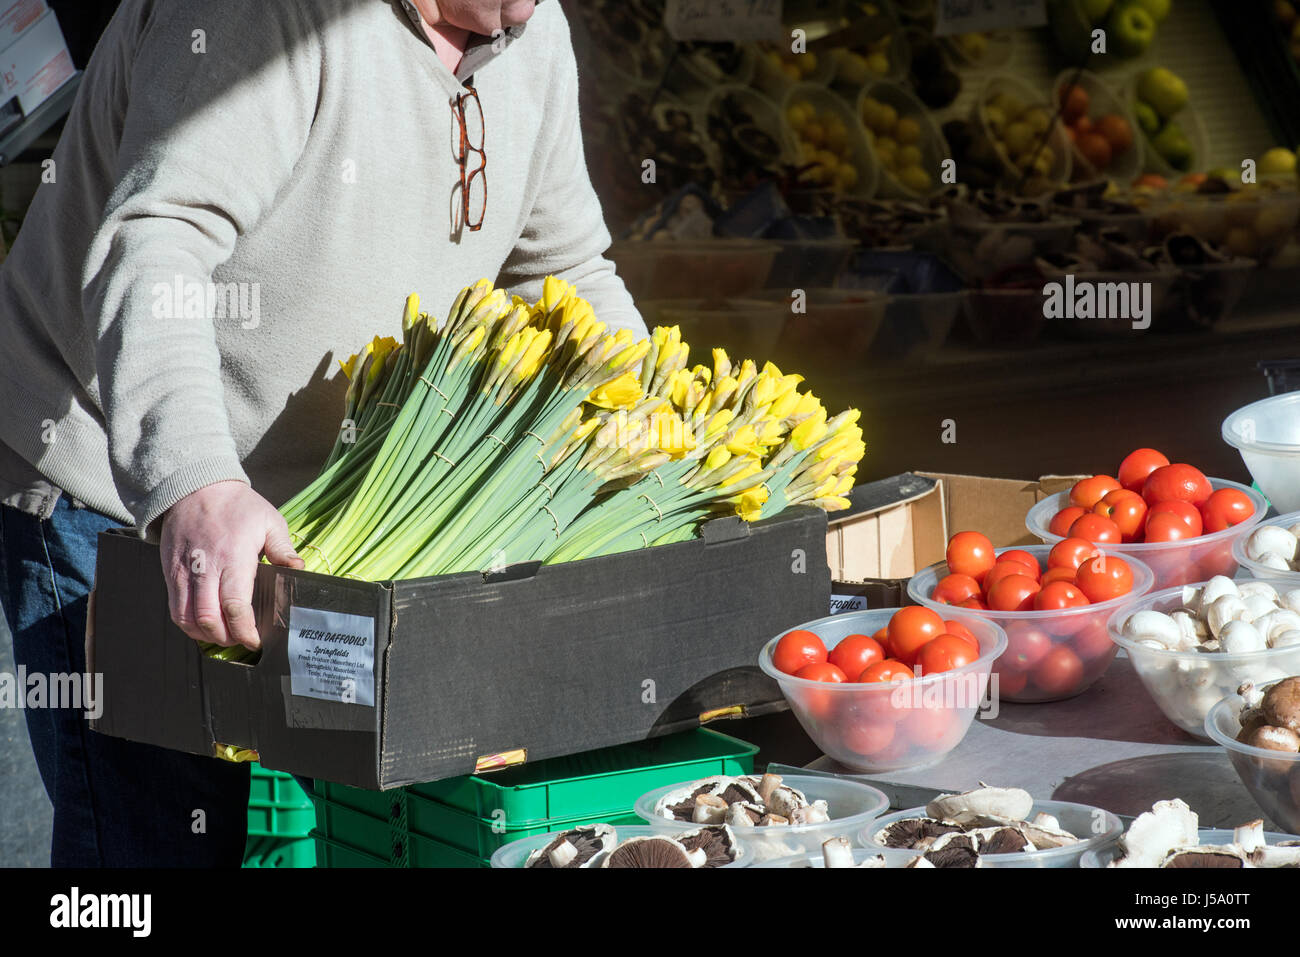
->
<box><xmin>310</xmin><ymin>729</ymin><xmax>757</xmax><ymax>868</ymax></box>
<box><xmin>242</xmin><ymin>762</ymin><xmax>317</xmax><ymax>868</ymax></box>
<box><xmin>825</xmin><ymin>471</ymin><xmax>1087</xmax><ymax>611</ymax></box>
<box><xmin>89</xmin><ymin>507</ymin><xmax>828</xmax><ymax>789</ymax></box>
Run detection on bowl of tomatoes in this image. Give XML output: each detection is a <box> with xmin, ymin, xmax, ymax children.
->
<box><xmin>907</xmin><ymin>536</ymin><xmax>1155</xmax><ymax>703</ymax></box>
<box><xmin>759</xmin><ymin>608</ymin><xmax>1007</xmax><ymax>773</ymax></box>
<box><xmin>1025</xmin><ymin>449</ymin><xmax>1266</xmax><ymax>590</ymax></box>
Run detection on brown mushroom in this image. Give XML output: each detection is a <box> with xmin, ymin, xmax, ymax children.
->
<box><xmin>1262</xmin><ymin>677</ymin><xmax>1300</xmax><ymax>733</ymax></box>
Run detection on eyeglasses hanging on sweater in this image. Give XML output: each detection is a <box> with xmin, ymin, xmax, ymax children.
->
<box><xmin>454</xmin><ymin>84</ymin><xmax>486</xmax><ymax>232</ymax></box>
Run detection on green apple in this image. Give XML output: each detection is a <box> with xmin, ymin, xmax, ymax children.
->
<box><xmin>1121</xmin><ymin>0</ymin><xmax>1171</xmax><ymax>22</ymax></box>
<box><xmin>1151</xmin><ymin>122</ymin><xmax>1193</xmax><ymax>171</ymax></box>
<box><xmin>1134</xmin><ymin>101</ymin><xmax>1161</xmax><ymax>135</ymax></box>
<box><xmin>1137</xmin><ymin>67</ymin><xmax>1189</xmax><ymax>118</ymax></box>
<box><xmin>1082</xmin><ymin>0</ymin><xmax>1115</xmax><ymax>22</ymax></box>
<box><xmin>1108</xmin><ymin>4</ymin><xmax>1156</xmax><ymax>57</ymax></box>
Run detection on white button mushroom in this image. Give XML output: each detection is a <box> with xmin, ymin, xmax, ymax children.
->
<box><xmin>1201</xmin><ymin>576</ymin><xmax>1241</xmax><ymax>607</ymax></box>
<box><xmin>1254</xmin><ymin>609</ymin><xmax>1300</xmax><ymax>643</ymax></box>
<box><xmin>1240</xmin><ymin>593</ymin><xmax>1279</xmax><ymax>623</ymax></box>
<box><xmin>1252</xmin><ymin>551</ymin><xmax>1293</xmax><ymax>572</ymax></box>
<box><xmin>1270</xmin><ymin>629</ymin><xmax>1300</xmax><ymax>650</ymax></box>
<box><xmin>1207</xmin><ymin>595</ymin><xmax>1249</xmax><ymax>638</ymax></box>
<box><xmin>1123</xmin><ymin>610</ymin><xmax>1181</xmax><ymax>647</ymax></box>
<box><xmin>1219</xmin><ymin>620</ymin><xmax>1266</xmax><ymax>655</ymax></box>
<box><xmin>1282</xmin><ymin>590</ymin><xmax>1300</xmax><ymax>614</ymax></box>
<box><xmin>1237</xmin><ymin>581</ymin><xmax>1280</xmax><ymax>603</ymax></box>
<box><xmin>1246</xmin><ymin>525</ymin><xmax>1299</xmax><ymax>563</ymax></box>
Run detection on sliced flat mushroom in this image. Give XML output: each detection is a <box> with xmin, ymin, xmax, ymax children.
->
<box><xmin>676</xmin><ymin>825</ymin><xmax>740</xmax><ymax>868</ymax></box>
<box><xmin>926</xmin><ymin>785</ymin><xmax>1034</xmax><ymax>825</ymax></box>
<box><xmin>525</xmin><ymin>823</ymin><xmax>617</xmax><ymax>869</ymax></box>
<box><xmin>924</xmin><ymin>832</ymin><xmax>981</xmax><ymax>868</ymax></box>
<box><xmin>601</xmin><ymin>836</ymin><xmax>694</xmax><ymax>868</ymax></box>
<box><xmin>875</xmin><ymin>817</ymin><xmax>966</xmax><ymax>850</ymax></box>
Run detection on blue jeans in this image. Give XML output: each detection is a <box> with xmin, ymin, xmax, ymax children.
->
<box><xmin>0</xmin><ymin>498</ymin><xmax>249</xmax><ymax>867</ymax></box>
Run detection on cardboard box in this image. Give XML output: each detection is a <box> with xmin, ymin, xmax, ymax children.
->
<box><xmin>0</xmin><ymin>0</ymin><xmax>45</xmax><ymax>53</ymax></box>
<box><xmin>0</xmin><ymin>8</ymin><xmax>73</xmax><ymax>123</ymax></box>
<box><xmin>89</xmin><ymin>507</ymin><xmax>831</xmax><ymax>789</ymax></box>
<box><xmin>825</xmin><ymin>472</ymin><xmax>1086</xmax><ymax>611</ymax></box>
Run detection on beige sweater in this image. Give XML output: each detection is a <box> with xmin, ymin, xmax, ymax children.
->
<box><xmin>0</xmin><ymin>0</ymin><xmax>644</xmax><ymax>528</ymax></box>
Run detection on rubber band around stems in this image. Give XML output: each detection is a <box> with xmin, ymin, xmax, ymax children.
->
<box><xmin>539</xmin><ymin>480</ymin><xmax>556</xmax><ymax>497</ymax></box>
<box><xmin>418</xmin><ymin>377</ymin><xmax>449</xmax><ymax>400</ymax></box>
<box><xmin>524</xmin><ymin>431</ymin><xmax>545</xmax><ymax>444</ymax></box>
<box><xmin>433</xmin><ymin>451</ymin><xmax>457</xmax><ymax>466</ymax></box>
<box><xmin>485</xmin><ymin>434</ymin><xmax>508</xmax><ymax>448</ymax></box>
<box><xmin>298</xmin><ymin>543</ymin><xmax>336</xmax><ymax>576</ymax></box>
<box><xmin>638</xmin><ymin>493</ymin><xmax>663</xmax><ymax>522</ymax></box>
<box><xmin>542</xmin><ymin>505</ymin><xmax>560</xmax><ymax>534</ymax></box>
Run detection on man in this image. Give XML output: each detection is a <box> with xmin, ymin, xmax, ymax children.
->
<box><xmin>0</xmin><ymin>0</ymin><xmax>645</xmax><ymax>866</ymax></box>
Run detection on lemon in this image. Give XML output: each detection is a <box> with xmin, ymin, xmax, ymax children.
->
<box><xmin>876</xmin><ymin>103</ymin><xmax>898</xmax><ymax>134</ymax></box>
<box><xmin>899</xmin><ymin>165</ymin><xmax>932</xmax><ymax>194</ymax></box>
<box><xmin>1260</xmin><ymin>147</ymin><xmax>1297</xmax><ymax>176</ymax></box>
<box><xmin>866</xmin><ymin>53</ymin><xmax>890</xmax><ymax>76</ymax></box>
<box><xmin>804</xmin><ymin>121</ymin><xmax>826</xmax><ymax>147</ymax></box>
<box><xmin>895</xmin><ymin>116</ymin><xmax>922</xmax><ymax>145</ymax></box>
<box><xmin>896</xmin><ymin>144</ymin><xmax>923</xmax><ymax>168</ymax></box>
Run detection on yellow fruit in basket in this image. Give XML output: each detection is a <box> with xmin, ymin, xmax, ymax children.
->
<box><xmin>990</xmin><ymin>92</ymin><xmax>1025</xmax><ymax>120</ymax></box>
<box><xmin>1003</xmin><ymin>121</ymin><xmax>1035</xmax><ymax>155</ymax></box>
<box><xmin>1225</xmin><ymin>226</ymin><xmax>1260</xmax><ymax>257</ymax></box>
<box><xmin>1260</xmin><ymin>147</ymin><xmax>1297</xmax><ymax>176</ymax></box>
<box><xmin>876</xmin><ymin>103</ymin><xmax>898</xmax><ymax>134</ymax></box>
<box><xmin>839</xmin><ymin>51</ymin><xmax>871</xmax><ymax>85</ymax></box>
<box><xmin>874</xmin><ymin>135</ymin><xmax>898</xmax><ymax>166</ymax></box>
<box><xmin>1031</xmin><ymin>150</ymin><xmax>1055</xmax><ymax>177</ymax></box>
<box><xmin>835</xmin><ymin>163</ymin><xmax>860</xmax><ymax>191</ymax></box>
<box><xmin>867</xmin><ymin>52</ymin><xmax>890</xmax><ymax>75</ymax></box>
<box><xmin>957</xmin><ymin>33</ymin><xmax>988</xmax><ymax>60</ymax></box>
<box><xmin>804</xmin><ymin>120</ymin><xmax>826</xmax><ymax>146</ymax></box>
<box><xmin>825</xmin><ymin>114</ymin><xmax>848</xmax><ymax>141</ymax></box>
<box><xmin>783</xmin><ymin>63</ymin><xmax>802</xmax><ymax>81</ymax></box>
<box><xmin>1255</xmin><ymin>201</ymin><xmax>1297</xmax><ymax>240</ymax></box>
<box><xmin>895</xmin><ymin>116</ymin><xmax>922</xmax><ymax>145</ymax></box>
<box><xmin>1023</xmin><ymin>108</ymin><xmax>1051</xmax><ymax>135</ymax></box>
<box><xmin>896</xmin><ymin>144</ymin><xmax>923</xmax><ymax>168</ymax></box>
<box><xmin>984</xmin><ymin>105</ymin><xmax>1007</xmax><ymax>134</ymax></box>
<box><xmin>787</xmin><ymin>103</ymin><xmax>811</xmax><ymax>129</ymax></box>
<box><xmin>802</xmin><ymin>52</ymin><xmax>820</xmax><ymax>74</ymax></box>
<box><xmin>898</xmin><ymin>165</ymin><xmax>932</xmax><ymax>193</ymax></box>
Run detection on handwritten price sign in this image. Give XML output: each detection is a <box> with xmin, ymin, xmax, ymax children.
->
<box><xmin>665</xmin><ymin>0</ymin><xmax>784</xmax><ymax>42</ymax></box>
<box><xmin>933</xmin><ymin>0</ymin><xmax>1046</xmax><ymax>36</ymax></box>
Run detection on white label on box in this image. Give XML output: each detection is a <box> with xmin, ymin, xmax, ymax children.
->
<box><xmin>287</xmin><ymin>606</ymin><xmax>375</xmax><ymax>706</ymax></box>
<box><xmin>0</xmin><ymin>9</ymin><xmax>73</xmax><ymax>115</ymax></box>
<box><xmin>0</xmin><ymin>0</ymin><xmax>46</xmax><ymax>54</ymax></box>
<box><xmin>830</xmin><ymin>593</ymin><xmax>867</xmax><ymax>615</ymax></box>
<box><xmin>933</xmin><ymin>0</ymin><xmax>1045</xmax><ymax>36</ymax></box>
<box><xmin>665</xmin><ymin>0</ymin><xmax>783</xmax><ymax>42</ymax></box>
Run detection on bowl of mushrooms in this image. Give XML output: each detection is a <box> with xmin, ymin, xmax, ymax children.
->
<box><xmin>1205</xmin><ymin>676</ymin><xmax>1300</xmax><ymax>834</ymax></box>
<box><xmin>858</xmin><ymin>785</ymin><xmax>1122</xmax><ymax>868</ymax></box>
<box><xmin>490</xmin><ymin>823</ymin><xmax>747</xmax><ymax>869</ymax></box>
<box><xmin>634</xmin><ymin>772</ymin><xmax>889</xmax><ymax>863</ymax></box>
<box><xmin>751</xmin><ymin>841</ymin><xmax>928</xmax><ymax>868</ymax></box>
<box><xmin>1233</xmin><ymin>511</ymin><xmax>1300</xmax><ymax>583</ymax></box>
<box><xmin>1108</xmin><ymin>576</ymin><xmax>1300</xmax><ymax>740</ymax></box>
<box><xmin>1079</xmin><ymin>798</ymin><xmax>1300</xmax><ymax>867</ymax></box>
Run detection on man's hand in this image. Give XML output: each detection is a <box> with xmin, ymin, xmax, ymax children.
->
<box><xmin>159</xmin><ymin>480</ymin><xmax>304</xmax><ymax>649</ymax></box>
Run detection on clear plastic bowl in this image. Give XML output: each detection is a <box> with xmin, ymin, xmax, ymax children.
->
<box><xmin>634</xmin><ymin>774</ymin><xmax>890</xmax><ymax>863</ymax></box>
<box><xmin>782</xmin><ymin>83</ymin><xmax>880</xmax><ymax>199</ymax></box>
<box><xmin>763</xmin><ymin>237</ymin><xmax>859</xmax><ymax>290</ymax></box>
<box><xmin>666</xmin><ymin>43</ymin><xmax>756</xmax><ymax>104</ymax></box>
<box><xmin>908</xmin><ymin>545</ymin><xmax>1155</xmax><ymax>703</ymax></box>
<box><xmin>749</xmin><ymin>846</ymin><xmax>924</xmax><ymax>868</ymax></box>
<box><xmin>962</xmin><ymin>287</ymin><xmax>1048</xmax><ymax>348</ymax></box>
<box><xmin>1053</xmin><ymin>69</ymin><xmax>1144</xmax><ymax>184</ymax></box>
<box><xmin>934</xmin><ymin>218</ymin><xmax>1081</xmax><ymax>285</ymax></box>
<box><xmin>1205</xmin><ymin>686</ymin><xmax>1300</xmax><ymax>834</ymax></box>
<box><xmin>703</xmin><ymin>84</ymin><xmax>799</xmax><ymax>184</ymax></box>
<box><xmin>873</xmin><ymin>291</ymin><xmax>963</xmax><ymax>360</ymax></box>
<box><xmin>1107</xmin><ymin>580</ymin><xmax>1300</xmax><ymax>740</ymax></box>
<box><xmin>761</xmin><ymin>287</ymin><xmax>887</xmax><ymax>371</ymax></box>
<box><xmin>862</xmin><ymin>800</ymin><xmax>1123</xmax><ymax>868</ymax></box>
<box><xmin>1130</xmin><ymin>79</ymin><xmax>1208</xmax><ymax>181</ymax></box>
<box><xmin>608</xmin><ymin>240</ymin><xmax>779</xmax><ymax>302</ymax></box>
<box><xmin>489</xmin><ymin>824</ymin><xmax>748</xmax><ymax>868</ymax></box>
<box><xmin>856</xmin><ymin>80</ymin><xmax>950</xmax><ymax>200</ymax></box>
<box><xmin>973</xmin><ymin>74</ymin><xmax>1073</xmax><ymax>195</ymax></box>
<box><xmin>943</xmin><ymin>30</ymin><xmax>1013</xmax><ymax>68</ymax></box>
<box><xmin>750</xmin><ymin>42</ymin><xmax>838</xmax><ymax>100</ymax></box>
<box><xmin>1166</xmin><ymin>258</ymin><xmax>1258</xmax><ymax>328</ymax></box>
<box><xmin>1153</xmin><ymin>189</ymin><xmax>1300</xmax><ymax>265</ymax></box>
<box><xmin>1232</xmin><ymin>510</ymin><xmax>1300</xmax><ymax>583</ymax></box>
<box><xmin>756</xmin><ymin>609</ymin><xmax>1007</xmax><ymax>771</ymax></box>
<box><xmin>1025</xmin><ymin>478</ymin><xmax>1268</xmax><ymax>590</ymax></box>
<box><xmin>1080</xmin><ymin>827</ymin><xmax>1300</xmax><ymax>867</ymax></box>
<box><xmin>1223</xmin><ymin>393</ymin><xmax>1300</xmax><ymax>515</ymax></box>
<box><xmin>635</xmin><ymin>299</ymin><xmax>789</xmax><ymax>361</ymax></box>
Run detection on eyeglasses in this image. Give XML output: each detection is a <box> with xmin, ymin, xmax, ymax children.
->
<box><xmin>454</xmin><ymin>84</ymin><xmax>486</xmax><ymax>232</ymax></box>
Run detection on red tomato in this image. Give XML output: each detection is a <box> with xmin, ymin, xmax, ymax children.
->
<box><xmin>842</xmin><ymin>719</ymin><xmax>895</xmax><ymax>756</ymax></box>
<box><xmin>1033</xmin><ymin>580</ymin><xmax>1089</xmax><ymax>612</ymax></box>
<box><xmin>828</xmin><ymin>634</ymin><xmax>886</xmax><ymax>681</ymax></box>
<box><xmin>1142</xmin><ymin>463</ymin><xmax>1212</xmax><ymax>508</ymax></box>
<box><xmin>871</xmin><ymin>626</ymin><xmax>890</xmax><ymax>655</ymax></box>
<box><xmin>1147</xmin><ymin>499</ymin><xmax>1204</xmax><ymax>535</ymax></box>
<box><xmin>1049</xmin><ymin>506</ymin><xmax>1087</xmax><ymax>538</ymax></box>
<box><xmin>916</xmin><ymin>634</ymin><xmax>980</xmax><ymax>676</ymax></box>
<box><xmin>1002</xmin><ymin>624</ymin><xmax>1052</xmax><ymax>672</ymax></box>
<box><xmin>1094</xmin><ymin>489</ymin><xmax>1148</xmax><ymax>542</ymax></box>
<box><xmin>904</xmin><ymin>707</ymin><xmax>961</xmax><ymax>752</ymax></box>
<box><xmin>1069</xmin><ymin>513</ymin><xmax>1122</xmax><ymax>545</ymax></box>
<box><xmin>946</xmin><ymin>531</ymin><xmax>996</xmax><ymax>584</ymax></box>
<box><xmin>931</xmin><ymin>572</ymin><xmax>981</xmax><ymax>605</ymax></box>
<box><xmin>773</xmin><ymin>629</ymin><xmax>826</xmax><ymax>675</ymax></box>
<box><xmin>942</xmin><ymin>619</ymin><xmax>980</xmax><ymax>655</ymax></box>
<box><xmin>859</xmin><ymin>659</ymin><xmax>916</xmax><ymax>683</ymax></box>
<box><xmin>886</xmin><ymin>606</ymin><xmax>947</xmax><ymax>667</ymax></box>
<box><xmin>1199</xmin><ymin>488</ymin><xmax>1255</xmax><ymax>533</ymax></box>
<box><xmin>1041</xmin><ymin>565</ymin><xmax>1077</xmax><ymax>586</ymax></box>
<box><xmin>999</xmin><ymin>549</ymin><xmax>1042</xmax><ymax>578</ymax></box>
<box><xmin>1071</xmin><ymin>620</ymin><xmax>1117</xmax><ymax>661</ymax></box>
<box><xmin>1048</xmin><ymin>537</ymin><xmax>1101</xmax><ymax>572</ymax></box>
<box><xmin>958</xmin><ymin>596</ymin><xmax>989</xmax><ymax>610</ymax></box>
<box><xmin>1144</xmin><ymin>512</ymin><xmax>1197</xmax><ymax>543</ymax></box>
<box><xmin>1118</xmin><ymin>448</ymin><xmax>1169</xmax><ymax>494</ymax></box>
<box><xmin>995</xmin><ymin>668</ymin><xmax>1029</xmax><ymax>697</ymax></box>
<box><xmin>1074</xmin><ymin>553</ymin><xmax>1134</xmax><ymax>603</ymax></box>
<box><xmin>986</xmin><ymin>574</ymin><xmax>1041</xmax><ymax>612</ymax></box>
<box><xmin>982</xmin><ymin>560</ymin><xmax>1040</xmax><ymax>596</ymax></box>
<box><xmin>1032</xmin><ymin>645</ymin><xmax>1085</xmax><ymax>696</ymax></box>
<box><xmin>795</xmin><ymin>661</ymin><xmax>847</xmax><ymax>682</ymax></box>
<box><xmin>1069</xmin><ymin>475</ymin><xmax>1122</xmax><ymax>509</ymax></box>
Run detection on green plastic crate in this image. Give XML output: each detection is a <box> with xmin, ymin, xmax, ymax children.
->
<box><xmin>247</xmin><ymin>762</ymin><xmax>315</xmax><ymax>839</ymax></box>
<box><xmin>312</xmin><ymin>833</ymin><xmax>390</xmax><ymax>868</ymax></box>
<box><xmin>310</xmin><ymin>797</ymin><xmax>401</xmax><ymax>860</ymax></box>
<box><xmin>242</xmin><ymin>835</ymin><xmax>317</xmax><ymax>868</ymax></box>
<box><xmin>404</xmin><ymin>832</ymin><xmax>487</xmax><ymax>868</ymax></box>
<box><xmin>405</xmin><ymin>795</ymin><xmax>643</xmax><ymax>858</ymax></box>
<box><xmin>406</xmin><ymin>729</ymin><xmax>757</xmax><ymax>824</ymax></box>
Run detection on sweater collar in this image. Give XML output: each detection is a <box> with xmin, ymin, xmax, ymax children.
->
<box><xmin>396</xmin><ymin>0</ymin><xmax>538</xmax><ymax>82</ymax></box>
